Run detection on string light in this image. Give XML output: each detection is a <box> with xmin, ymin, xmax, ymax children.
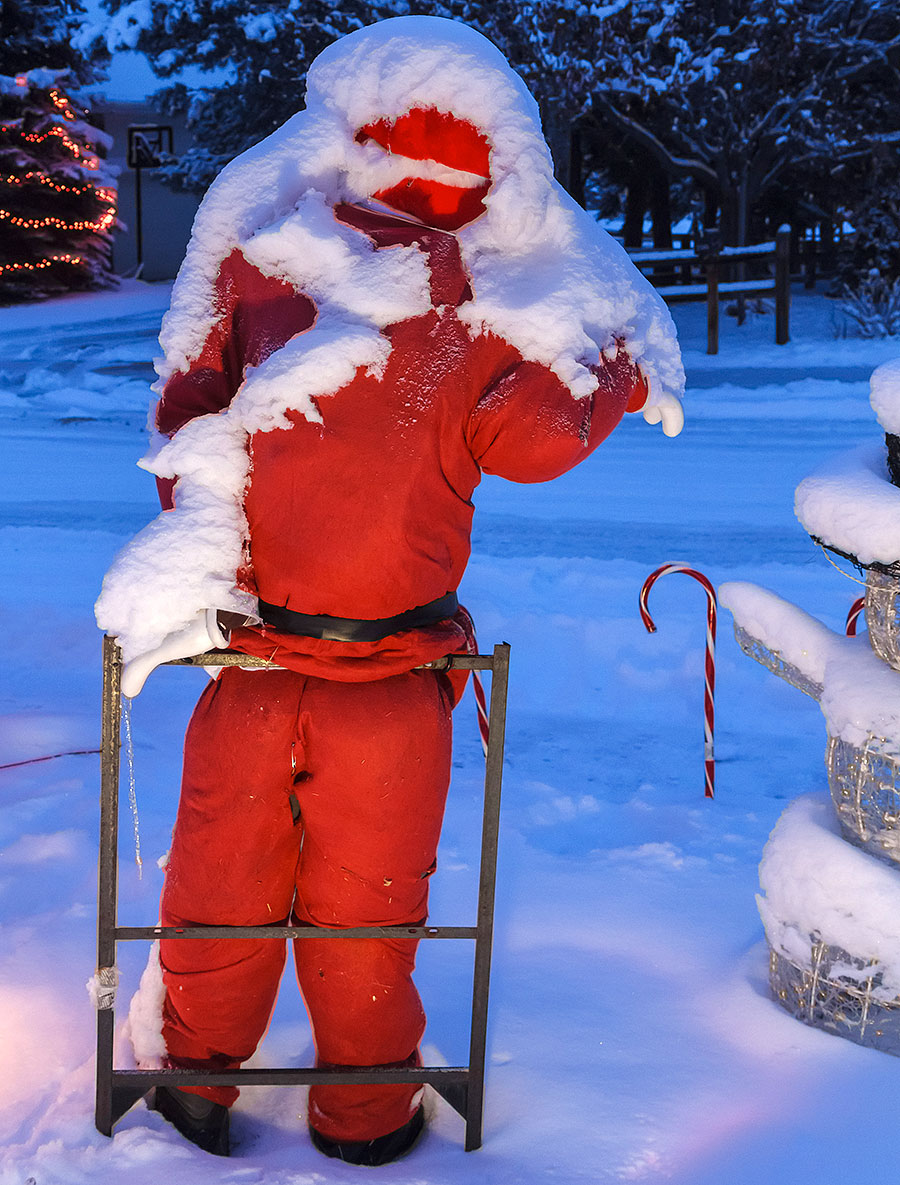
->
<box><xmin>0</xmin><ymin>171</ymin><xmax>114</xmax><ymax>201</ymax></box>
<box><xmin>0</xmin><ymin>80</ymin><xmax>114</xmax><ymax>288</ymax></box>
<box><xmin>0</xmin><ymin>254</ymin><xmax>83</xmax><ymax>276</ymax></box>
<box><xmin>2</xmin><ymin>123</ymin><xmax>100</xmax><ymax>169</ymax></box>
<box><xmin>0</xmin><ymin>205</ymin><xmax>116</xmax><ymax>232</ymax></box>
<box><xmin>48</xmin><ymin>90</ymin><xmax>77</xmax><ymax>121</ymax></box>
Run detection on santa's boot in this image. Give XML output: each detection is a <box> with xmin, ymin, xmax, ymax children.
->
<box><xmin>149</xmin><ymin>1086</ymin><xmax>230</xmax><ymax>1156</ymax></box>
<box><xmin>309</xmin><ymin>1104</ymin><xmax>425</xmax><ymax>1166</ymax></box>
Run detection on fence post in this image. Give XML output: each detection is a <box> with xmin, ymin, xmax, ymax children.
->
<box><xmin>775</xmin><ymin>225</ymin><xmax>791</xmax><ymax>345</ymax></box>
<box><xmin>706</xmin><ymin>257</ymin><xmax>719</xmax><ymax>355</ymax></box>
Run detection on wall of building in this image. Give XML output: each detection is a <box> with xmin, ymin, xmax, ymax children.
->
<box><xmin>99</xmin><ymin>100</ymin><xmax>202</xmax><ymax>281</ymax></box>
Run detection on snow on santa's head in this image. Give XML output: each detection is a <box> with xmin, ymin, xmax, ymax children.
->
<box><xmin>304</xmin><ymin>16</ymin><xmax>548</xmax><ymax>234</ymax></box>
<box><xmin>159</xmin><ymin>15</ymin><xmax>684</xmax><ymax>427</ymax></box>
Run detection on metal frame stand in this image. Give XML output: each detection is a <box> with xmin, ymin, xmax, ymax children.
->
<box><xmin>95</xmin><ymin>635</ymin><xmax>510</xmax><ymax>1152</ymax></box>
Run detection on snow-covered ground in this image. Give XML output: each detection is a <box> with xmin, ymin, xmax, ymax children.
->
<box><xmin>1</xmin><ymin>282</ymin><xmax>898</xmax><ymax>1183</ymax></box>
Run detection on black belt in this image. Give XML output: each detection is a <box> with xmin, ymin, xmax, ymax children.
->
<box><xmin>257</xmin><ymin>591</ymin><xmax>459</xmax><ymax>643</ymax></box>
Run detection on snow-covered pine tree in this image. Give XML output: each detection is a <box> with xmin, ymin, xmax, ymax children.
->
<box><xmin>0</xmin><ymin>69</ymin><xmax>117</xmax><ymax>302</ymax></box>
<box><xmin>0</xmin><ymin>0</ymin><xmax>102</xmax><ymax>82</ymax></box>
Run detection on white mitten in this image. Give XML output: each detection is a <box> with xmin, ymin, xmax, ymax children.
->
<box><xmin>643</xmin><ymin>392</ymin><xmax>685</xmax><ymax>438</ymax></box>
<box><xmin>121</xmin><ymin>609</ymin><xmax>230</xmax><ymax>699</ymax></box>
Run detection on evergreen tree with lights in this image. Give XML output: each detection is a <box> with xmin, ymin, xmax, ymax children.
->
<box><xmin>0</xmin><ymin>69</ymin><xmax>117</xmax><ymax>302</ymax></box>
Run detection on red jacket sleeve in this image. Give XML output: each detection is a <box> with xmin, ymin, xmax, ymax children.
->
<box><xmin>154</xmin><ymin>250</ymin><xmax>317</xmax><ymax>509</ymax></box>
<box><xmin>466</xmin><ymin>347</ymin><xmax>646</xmax><ymax>483</ymax></box>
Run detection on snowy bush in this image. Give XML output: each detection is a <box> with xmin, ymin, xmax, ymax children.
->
<box><xmin>836</xmin><ymin>273</ymin><xmax>900</xmax><ymax>340</ymax></box>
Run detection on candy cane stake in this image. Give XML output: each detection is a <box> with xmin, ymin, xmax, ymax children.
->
<box><xmin>472</xmin><ymin>670</ymin><xmax>490</xmax><ymax>757</ymax></box>
<box><xmin>846</xmin><ymin>596</ymin><xmax>865</xmax><ymax>637</ymax></box>
<box><xmin>640</xmin><ymin>564</ymin><xmax>718</xmax><ymax>800</ymax></box>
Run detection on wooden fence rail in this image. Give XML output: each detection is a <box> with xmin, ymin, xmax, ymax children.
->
<box><xmin>628</xmin><ymin>225</ymin><xmax>791</xmax><ymax>355</ymax></box>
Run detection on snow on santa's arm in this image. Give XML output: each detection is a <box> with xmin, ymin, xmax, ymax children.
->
<box><xmin>870</xmin><ymin>357</ymin><xmax>900</xmax><ymax>435</ymax></box>
<box><xmin>758</xmin><ymin>795</ymin><xmax>900</xmax><ymax>998</ymax></box>
<box><xmin>94</xmin><ymin>412</ymin><xmax>258</xmax><ymax>663</ymax></box>
<box><xmin>155</xmin><ymin>249</ymin><xmax>316</xmax><ymax>439</ymax></box>
<box><xmin>794</xmin><ymin>443</ymin><xmax>900</xmax><ymax>566</ymax></box>
<box><xmin>720</xmin><ymin>580</ymin><xmax>900</xmax><ymax>754</ymax></box>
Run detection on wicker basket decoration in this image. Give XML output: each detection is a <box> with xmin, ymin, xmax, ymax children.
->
<box><xmin>865</xmin><ymin>568</ymin><xmax>900</xmax><ymax>672</ymax></box>
<box><xmin>732</xmin><ymin>623</ymin><xmax>823</xmax><ymax>701</ymax></box>
<box><xmin>769</xmin><ymin>937</ymin><xmax>900</xmax><ymax>1056</ymax></box>
<box><xmin>826</xmin><ymin>734</ymin><xmax>900</xmax><ymax>865</ymax></box>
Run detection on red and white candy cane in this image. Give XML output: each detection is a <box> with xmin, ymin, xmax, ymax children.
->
<box><xmin>639</xmin><ymin>563</ymin><xmax>718</xmax><ymax>800</ymax></box>
<box><xmin>461</xmin><ymin>614</ymin><xmax>491</xmax><ymax>757</ymax></box>
<box><xmin>472</xmin><ymin>669</ymin><xmax>490</xmax><ymax>757</ymax></box>
<box><xmin>846</xmin><ymin>596</ymin><xmax>865</xmax><ymax>637</ymax></box>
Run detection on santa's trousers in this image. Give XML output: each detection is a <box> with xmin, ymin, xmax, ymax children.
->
<box><xmin>159</xmin><ymin>664</ymin><xmax>454</xmax><ymax>1143</ymax></box>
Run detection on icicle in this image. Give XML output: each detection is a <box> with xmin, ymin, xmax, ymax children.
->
<box><xmin>122</xmin><ymin>697</ymin><xmax>143</xmax><ymax>877</ymax></box>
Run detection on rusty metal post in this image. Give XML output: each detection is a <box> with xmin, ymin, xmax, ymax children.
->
<box><xmin>775</xmin><ymin>224</ymin><xmax>791</xmax><ymax>345</ymax></box>
<box><xmin>464</xmin><ymin>643</ymin><xmax>510</xmax><ymax>1151</ymax></box>
<box><xmin>95</xmin><ymin>635</ymin><xmax>122</xmax><ymax>1135</ymax></box>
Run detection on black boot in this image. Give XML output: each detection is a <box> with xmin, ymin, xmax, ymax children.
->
<box><xmin>310</xmin><ymin>1104</ymin><xmax>425</xmax><ymax>1166</ymax></box>
<box><xmin>149</xmin><ymin>1086</ymin><xmax>231</xmax><ymax>1156</ymax></box>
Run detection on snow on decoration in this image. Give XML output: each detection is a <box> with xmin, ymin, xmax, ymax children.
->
<box><xmin>724</xmin><ymin>354</ymin><xmax>900</xmax><ymax>1054</ymax></box>
<box><xmin>721</xmin><ymin>581</ymin><xmax>900</xmax><ymax>754</ymax></box>
<box><xmin>155</xmin><ymin>17</ymin><xmax>684</xmax><ymax>412</ymax></box>
<box><xmin>795</xmin><ymin>444</ymin><xmax>900</xmax><ymax>569</ymax></box>
<box><xmin>96</xmin><ymin>16</ymin><xmax>684</xmax><ymax>664</ymax></box>
<box><xmin>869</xmin><ymin>358</ymin><xmax>900</xmax><ymax>438</ymax></box>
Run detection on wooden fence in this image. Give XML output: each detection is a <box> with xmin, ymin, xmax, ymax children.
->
<box><xmin>627</xmin><ymin>225</ymin><xmax>791</xmax><ymax>355</ymax></box>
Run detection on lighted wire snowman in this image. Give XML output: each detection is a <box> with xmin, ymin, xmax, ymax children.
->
<box><xmin>721</xmin><ymin>358</ymin><xmax>900</xmax><ymax>1055</ymax></box>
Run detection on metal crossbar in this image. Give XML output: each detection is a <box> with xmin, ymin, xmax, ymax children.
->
<box><xmin>95</xmin><ymin>635</ymin><xmax>510</xmax><ymax>1152</ymax></box>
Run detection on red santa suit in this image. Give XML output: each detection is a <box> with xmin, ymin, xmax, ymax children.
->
<box><xmin>96</xmin><ymin>15</ymin><xmax>683</xmax><ymax>1156</ymax></box>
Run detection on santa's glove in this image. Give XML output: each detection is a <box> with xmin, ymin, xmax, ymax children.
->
<box><xmin>121</xmin><ymin>609</ymin><xmax>230</xmax><ymax>700</ymax></box>
<box><xmin>622</xmin><ymin>359</ymin><xmax>684</xmax><ymax>438</ymax></box>
<box><xmin>642</xmin><ymin>392</ymin><xmax>684</xmax><ymax>438</ymax></box>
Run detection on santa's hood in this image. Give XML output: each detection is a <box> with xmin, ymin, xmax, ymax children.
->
<box><xmin>157</xmin><ymin>16</ymin><xmax>684</xmax><ymax>430</ymax></box>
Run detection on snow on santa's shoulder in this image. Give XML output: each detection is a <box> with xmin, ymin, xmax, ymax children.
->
<box><xmin>869</xmin><ymin>356</ymin><xmax>900</xmax><ymax>435</ymax></box>
<box><xmin>794</xmin><ymin>442</ymin><xmax>900</xmax><ymax>566</ymax></box>
<box><xmin>758</xmin><ymin>795</ymin><xmax>900</xmax><ymax>998</ymax></box>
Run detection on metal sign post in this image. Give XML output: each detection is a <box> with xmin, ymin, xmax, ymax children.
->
<box><xmin>126</xmin><ymin>125</ymin><xmax>173</xmax><ymax>271</ymax></box>
<box><xmin>95</xmin><ymin>639</ymin><xmax>510</xmax><ymax>1152</ymax></box>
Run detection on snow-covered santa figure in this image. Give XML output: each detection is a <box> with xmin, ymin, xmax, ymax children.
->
<box><xmin>96</xmin><ymin>14</ymin><xmax>684</xmax><ymax>1164</ymax></box>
